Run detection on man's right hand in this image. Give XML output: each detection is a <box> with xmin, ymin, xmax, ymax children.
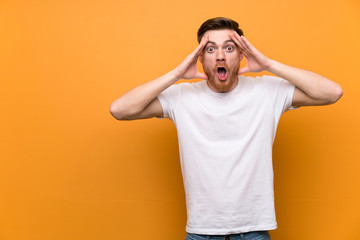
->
<box><xmin>110</xmin><ymin>35</ymin><xmax>209</xmax><ymax>121</ymax></box>
<box><xmin>173</xmin><ymin>35</ymin><xmax>209</xmax><ymax>80</ymax></box>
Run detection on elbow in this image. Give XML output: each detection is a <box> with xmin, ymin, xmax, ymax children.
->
<box><xmin>329</xmin><ymin>84</ymin><xmax>343</xmax><ymax>104</ymax></box>
<box><xmin>109</xmin><ymin>104</ymin><xmax>123</xmax><ymax>120</ymax></box>
<box><xmin>109</xmin><ymin>102</ymin><xmax>140</xmax><ymax>120</ymax></box>
<box><xmin>314</xmin><ymin>84</ymin><xmax>343</xmax><ymax>106</ymax></box>
<box><xmin>109</xmin><ymin>103</ymin><xmax>129</xmax><ymax>120</ymax></box>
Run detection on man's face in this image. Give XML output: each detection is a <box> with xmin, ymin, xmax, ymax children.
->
<box><xmin>200</xmin><ymin>29</ymin><xmax>244</xmax><ymax>93</ymax></box>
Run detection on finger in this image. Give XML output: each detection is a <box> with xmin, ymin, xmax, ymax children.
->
<box><xmin>231</xmin><ymin>31</ymin><xmax>243</xmax><ymax>44</ymax></box>
<box><xmin>229</xmin><ymin>33</ymin><xmax>241</xmax><ymax>47</ymax></box>
<box><xmin>237</xmin><ymin>36</ymin><xmax>251</xmax><ymax>52</ymax></box>
<box><xmin>230</xmin><ymin>33</ymin><xmax>247</xmax><ymax>52</ymax></box>
<box><xmin>231</xmin><ymin>32</ymin><xmax>250</xmax><ymax>52</ymax></box>
<box><xmin>194</xmin><ymin>35</ymin><xmax>209</xmax><ymax>57</ymax></box>
<box><xmin>232</xmin><ymin>32</ymin><xmax>247</xmax><ymax>48</ymax></box>
<box><xmin>239</xmin><ymin>36</ymin><xmax>254</xmax><ymax>52</ymax></box>
<box><xmin>229</xmin><ymin>34</ymin><xmax>248</xmax><ymax>64</ymax></box>
<box><xmin>200</xmin><ymin>34</ymin><xmax>209</xmax><ymax>45</ymax></box>
<box><xmin>183</xmin><ymin>36</ymin><xmax>208</xmax><ymax>66</ymax></box>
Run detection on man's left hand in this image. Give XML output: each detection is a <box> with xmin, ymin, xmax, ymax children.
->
<box><xmin>229</xmin><ymin>32</ymin><xmax>273</xmax><ymax>75</ymax></box>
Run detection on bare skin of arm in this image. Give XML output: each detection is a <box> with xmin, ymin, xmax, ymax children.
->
<box><xmin>229</xmin><ymin>32</ymin><xmax>343</xmax><ymax>107</ymax></box>
<box><xmin>110</xmin><ymin>36</ymin><xmax>209</xmax><ymax>120</ymax></box>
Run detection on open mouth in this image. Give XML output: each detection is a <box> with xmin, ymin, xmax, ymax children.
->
<box><xmin>217</xmin><ymin>67</ymin><xmax>228</xmax><ymax>81</ymax></box>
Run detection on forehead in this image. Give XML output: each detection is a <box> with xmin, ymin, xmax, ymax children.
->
<box><xmin>204</xmin><ymin>29</ymin><xmax>234</xmax><ymax>44</ymax></box>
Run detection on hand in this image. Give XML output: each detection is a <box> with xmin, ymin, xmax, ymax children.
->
<box><xmin>229</xmin><ymin>32</ymin><xmax>273</xmax><ymax>75</ymax></box>
<box><xmin>173</xmin><ymin>35</ymin><xmax>209</xmax><ymax>80</ymax></box>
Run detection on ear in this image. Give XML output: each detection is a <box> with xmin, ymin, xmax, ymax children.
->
<box><xmin>199</xmin><ymin>52</ymin><xmax>203</xmax><ymax>63</ymax></box>
<box><xmin>239</xmin><ymin>51</ymin><xmax>245</xmax><ymax>61</ymax></box>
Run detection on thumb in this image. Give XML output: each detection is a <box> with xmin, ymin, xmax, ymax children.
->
<box><xmin>195</xmin><ymin>72</ymin><xmax>208</xmax><ymax>80</ymax></box>
<box><xmin>238</xmin><ymin>66</ymin><xmax>249</xmax><ymax>75</ymax></box>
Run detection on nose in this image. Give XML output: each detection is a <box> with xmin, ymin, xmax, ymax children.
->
<box><xmin>216</xmin><ymin>49</ymin><xmax>225</xmax><ymax>62</ymax></box>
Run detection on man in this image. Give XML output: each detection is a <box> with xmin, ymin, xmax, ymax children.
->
<box><xmin>110</xmin><ymin>17</ymin><xmax>342</xmax><ymax>240</ymax></box>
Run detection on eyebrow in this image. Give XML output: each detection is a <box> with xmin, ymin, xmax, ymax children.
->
<box><xmin>206</xmin><ymin>39</ymin><xmax>236</xmax><ymax>46</ymax></box>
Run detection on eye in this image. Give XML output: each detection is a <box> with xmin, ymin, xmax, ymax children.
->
<box><xmin>207</xmin><ymin>46</ymin><xmax>215</xmax><ymax>53</ymax></box>
<box><xmin>226</xmin><ymin>46</ymin><xmax>234</xmax><ymax>51</ymax></box>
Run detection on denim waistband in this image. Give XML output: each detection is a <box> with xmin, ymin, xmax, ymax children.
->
<box><xmin>185</xmin><ymin>230</ymin><xmax>270</xmax><ymax>240</ymax></box>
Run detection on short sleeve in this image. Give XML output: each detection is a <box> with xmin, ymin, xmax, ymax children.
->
<box><xmin>157</xmin><ymin>84</ymin><xmax>182</xmax><ymax>121</ymax></box>
<box><xmin>261</xmin><ymin>75</ymin><xmax>299</xmax><ymax>117</ymax></box>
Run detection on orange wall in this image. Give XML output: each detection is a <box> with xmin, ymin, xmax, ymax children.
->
<box><xmin>1</xmin><ymin>0</ymin><xmax>359</xmax><ymax>239</ymax></box>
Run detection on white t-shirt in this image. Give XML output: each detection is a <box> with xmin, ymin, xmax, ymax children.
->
<box><xmin>157</xmin><ymin>75</ymin><xmax>297</xmax><ymax>235</ymax></box>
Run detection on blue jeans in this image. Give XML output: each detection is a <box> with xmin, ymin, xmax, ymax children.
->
<box><xmin>185</xmin><ymin>231</ymin><xmax>271</xmax><ymax>240</ymax></box>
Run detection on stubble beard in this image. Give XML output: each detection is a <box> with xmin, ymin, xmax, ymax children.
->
<box><xmin>204</xmin><ymin>65</ymin><xmax>239</xmax><ymax>93</ymax></box>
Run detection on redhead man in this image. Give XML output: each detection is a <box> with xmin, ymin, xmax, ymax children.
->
<box><xmin>110</xmin><ymin>17</ymin><xmax>342</xmax><ymax>240</ymax></box>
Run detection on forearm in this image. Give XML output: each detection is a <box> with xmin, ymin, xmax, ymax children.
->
<box><xmin>266</xmin><ymin>60</ymin><xmax>343</xmax><ymax>103</ymax></box>
<box><xmin>110</xmin><ymin>70</ymin><xmax>179</xmax><ymax>118</ymax></box>
<box><xmin>110</xmin><ymin>35</ymin><xmax>208</xmax><ymax>119</ymax></box>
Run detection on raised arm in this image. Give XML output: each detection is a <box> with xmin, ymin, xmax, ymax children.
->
<box><xmin>109</xmin><ymin>36</ymin><xmax>209</xmax><ymax>120</ymax></box>
<box><xmin>229</xmin><ymin>32</ymin><xmax>343</xmax><ymax>107</ymax></box>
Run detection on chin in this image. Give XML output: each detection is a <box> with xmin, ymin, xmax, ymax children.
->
<box><xmin>213</xmin><ymin>82</ymin><xmax>233</xmax><ymax>92</ymax></box>
<box><xmin>208</xmin><ymin>76</ymin><xmax>238</xmax><ymax>93</ymax></box>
